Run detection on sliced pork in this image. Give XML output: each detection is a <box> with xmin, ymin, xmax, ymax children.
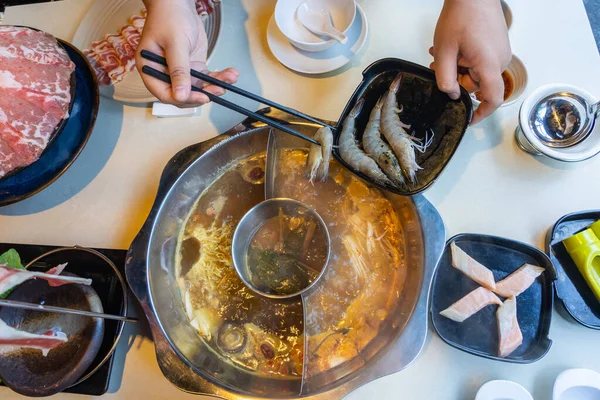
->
<box><xmin>0</xmin><ymin>264</ymin><xmax>92</xmax><ymax>295</ymax></box>
<box><xmin>0</xmin><ymin>318</ymin><xmax>67</xmax><ymax>356</ymax></box>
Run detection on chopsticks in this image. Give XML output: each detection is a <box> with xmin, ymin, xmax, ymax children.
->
<box><xmin>140</xmin><ymin>50</ymin><xmax>329</xmax><ymax>146</ymax></box>
<box><xmin>0</xmin><ymin>298</ymin><xmax>138</xmax><ymax>323</ymax></box>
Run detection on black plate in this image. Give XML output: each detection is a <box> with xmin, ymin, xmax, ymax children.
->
<box><xmin>0</xmin><ymin>243</ymin><xmax>126</xmax><ymax>396</ymax></box>
<box><xmin>332</xmin><ymin>58</ymin><xmax>473</xmax><ymax>196</ymax></box>
<box><xmin>0</xmin><ymin>273</ymin><xmax>104</xmax><ymax>397</ymax></box>
<box><xmin>430</xmin><ymin>234</ymin><xmax>555</xmax><ymax>363</ymax></box>
<box><xmin>0</xmin><ymin>39</ymin><xmax>99</xmax><ymax>207</ymax></box>
<box><xmin>546</xmin><ymin>210</ymin><xmax>600</xmax><ymax>329</ymax></box>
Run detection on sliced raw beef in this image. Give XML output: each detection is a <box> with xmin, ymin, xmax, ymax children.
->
<box><xmin>0</xmin><ymin>318</ymin><xmax>68</xmax><ymax>356</ymax></box>
<box><xmin>0</xmin><ymin>263</ymin><xmax>92</xmax><ymax>295</ymax></box>
<box><xmin>0</xmin><ymin>26</ymin><xmax>72</xmax><ymax>68</ymax></box>
<box><xmin>0</xmin><ymin>27</ymin><xmax>74</xmax><ymax>178</ymax></box>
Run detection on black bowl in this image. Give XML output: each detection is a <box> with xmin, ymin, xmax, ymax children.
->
<box><xmin>0</xmin><ymin>37</ymin><xmax>99</xmax><ymax>207</ymax></box>
<box><xmin>332</xmin><ymin>58</ymin><xmax>473</xmax><ymax>196</ymax></box>
<box><xmin>430</xmin><ymin>234</ymin><xmax>555</xmax><ymax>363</ymax></box>
<box><xmin>546</xmin><ymin>210</ymin><xmax>600</xmax><ymax>329</ymax></box>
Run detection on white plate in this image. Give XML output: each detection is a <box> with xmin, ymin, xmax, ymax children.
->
<box><xmin>475</xmin><ymin>380</ymin><xmax>533</xmax><ymax>400</ymax></box>
<box><xmin>267</xmin><ymin>3</ymin><xmax>368</xmax><ymax>75</ymax></box>
<box><xmin>553</xmin><ymin>369</ymin><xmax>600</xmax><ymax>400</ymax></box>
<box><xmin>72</xmin><ymin>0</ymin><xmax>222</xmax><ymax>103</ymax></box>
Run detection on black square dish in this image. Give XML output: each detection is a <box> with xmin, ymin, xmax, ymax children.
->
<box><xmin>546</xmin><ymin>210</ymin><xmax>600</xmax><ymax>329</ymax></box>
<box><xmin>430</xmin><ymin>234</ymin><xmax>556</xmax><ymax>363</ymax></box>
<box><xmin>332</xmin><ymin>58</ymin><xmax>473</xmax><ymax>196</ymax></box>
<box><xmin>0</xmin><ymin>243</ymin><xmax>126</xmax><ymax>396</ymax></box>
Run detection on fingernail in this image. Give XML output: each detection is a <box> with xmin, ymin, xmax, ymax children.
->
<box><xmin>450</xmin><ymin>92</ymin><xmax>460</xmax><ymax>100</ymax></box>
<box><xmin>175</xmin><ymin>86</ymin><xmax>187</xmax><ymax>101</ymax></box>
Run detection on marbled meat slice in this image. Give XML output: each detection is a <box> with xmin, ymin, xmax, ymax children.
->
<box><xmin>120</xmin><ymin>25</ymin><xmax>141</xmax><ymax>50</ymax></box>
<box><xmin>439</xmin><ymin>287</ymin><xmax>502</xmax><ymax>323</ymax></box>
<box><xmin>0</xmin><ymin>263</ymin><xmax>92</xmax><ymax>295</ymax></box>
<box><xmin>450</xmin><ymin>242</ymin><xmax>497</xmax><ymax>290</ymax></box>
<box><xmin>0</xmin><ymin>123</ymin><xmax>30</xmax><ymax>176</ymax></box>
<box><xmin>0</xmin><ymin>58</ymin><xmax>73</xmax><ymax>115</ymax></box>
<box><xmin>0</xmin><ymin>26</ymin><xmax>72</xmax><ymax>67</ymax></box>
<box><xmin>0</xmin><ymin>318</ymin><xmax>68</xmax><ymax>356</ymax></box>
<box><xmin>497</xmin><ymin>296</ymin><xmax>523</xmax><ymax>357</ymax></box>
<box><xmin>91</xmin><ymin>40</ymin><xmax>126</xmax><ymax>84</ymax></box>
<box><xmin>494</xmin><ymin>264</ymin><xmax>545</xmax><ymax>298</ymax></box>
<box><xmin>142</xmin><ymin>8</ymin><xmax>148</xmax><ymax>18</ymax></box>
<box><xmin>129</xmin><ymin>15</ymin><xmax>146</xmax><ymax>35</ymax></box>
<box><xmin>106</xmin><ymin>32</ymin><xmax>136</xmax><ymax>73</ymax></box>
<box><xmin>195</xmin><ymin>0</ymin><xmax>214</xmax><ymax>16</ymax></box>
<box><xmin>83</xmin><ymin>49</ymin><xmax>111</xmax><ymax>86</ymax></box>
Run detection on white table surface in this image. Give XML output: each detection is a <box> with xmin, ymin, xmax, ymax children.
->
<box><xmin>1</xmin><ymin>0</ymin><xmax>600</xmax><ymax>399</ymax></box>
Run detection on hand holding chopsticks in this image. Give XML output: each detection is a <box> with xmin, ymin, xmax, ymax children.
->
<box><xmin>140</xmin><ymin>50</ymin><xmax>332</xmax><ymax>146</ymax></box>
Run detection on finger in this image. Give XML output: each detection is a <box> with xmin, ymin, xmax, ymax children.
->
<box><xmin>164</xmin><ymin>38</ymin><xmax>192</xmax><ymax>103</ymax></box>
<box><xmin>433</xmin><ymin>41</ymin><xmax>461</xmax><ymax>100</ymax></box>
<box><xmin>429</xmin><ymin>46</ymin><xmax>434</xmax><ymax>57</ymax></box>
<box><xmin>471</xmin><ymin>69</ymin><xmax>505</xmax><ymax>125</ymax></box>
<box><xmin>458</xmin><ymin>73</ymin><xmax>480</xmax><ymax>93</ymax></box>
<box><xmin>136</xmin><ymin>42</ymin><xmax>177</xmax><ymax>104</ymax></box>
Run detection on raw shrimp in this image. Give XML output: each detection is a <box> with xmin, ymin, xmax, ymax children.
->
<box><xmin>362</xmin><ymin>97</ymin><xmax>406</xmax><ymax>187</ymax></box>
<box><xmin>381</xmin><ymin>73</ymin><xmax>432</xmax><ymax>183</ymax></box>
<box><xmin>304</xmin><ymin>126</ymin><xmax>333</xmax><ymax>184</ymax></box>
<box><xmin>339</xmin><ymin>99</ymin><xmax>392</xmax><ymax>186</ymax></box>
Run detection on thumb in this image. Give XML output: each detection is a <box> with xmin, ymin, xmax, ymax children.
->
<box><xmin>433</xmin><ymin>42</ymin><xmax>461</xmax><ymax>100</ymax></box>
<box><xmin>165</xmin><ymin>38</ymin><xmax>192</xmax><ymax>103</ymax></box>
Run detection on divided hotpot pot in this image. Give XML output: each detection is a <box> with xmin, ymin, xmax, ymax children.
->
<box><xmin>126</xmin><ymin>108</ymin><xmax>447</xmax><ymax>399</ymax></box>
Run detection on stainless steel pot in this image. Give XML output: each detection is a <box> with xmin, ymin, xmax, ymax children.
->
<box><xmin>125</xmin><ymin>109</ymin><xmax>446</xmax><ymax>399</ymax></box>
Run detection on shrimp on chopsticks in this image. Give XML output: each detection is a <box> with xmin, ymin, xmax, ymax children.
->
<box><xmin>339</xmin><ymin>99</ymin><xmax>392</xmax><ymax>186</ymax></box>
<box><xmin>381</xmin><ymin>73</ymin><xmax>433</xmax><ymax>184</ymax></box>
<box><xmin>362</xmin><ymin>97</ymin><xmax>406</xmax><ymax>188</ymax></box>
<box><xmin>304</xmin><ymin>126</ymin><xmax>333</xmax><ymax>184</ymax></box>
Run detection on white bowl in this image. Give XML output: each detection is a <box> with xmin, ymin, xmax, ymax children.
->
<box><xmin>475</xmin><ymin>380</ymin><xmax>533</xmax><ymax>400</ymax></box>
<box><xmin>553</xmin><ymin>369</ymin><xmax>600</xmax><ymax>400</ymax></box>
<box><xmin>471</xmin><ymin>54</ymin><xmax>528</xmax><ymax>108</ymax></box>
<box><xmin>274</xmin><ymin>0</ymin><xmax>356</xmax><ymax>52</ymax></box>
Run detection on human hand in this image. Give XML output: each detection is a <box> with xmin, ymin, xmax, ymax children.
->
<box><xmin>430</xmin><ymin>0</ymin><xmax>511</xmax><ymax>124</ymax></box>
<box><xmin>137</xmin><ymin>0</ymin><xmax>239</xmax><ymax>106</ymax></box>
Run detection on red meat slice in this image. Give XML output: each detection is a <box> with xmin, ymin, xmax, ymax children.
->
<box><xmin>83</xmin><ymin>49</ymin><xmax>111</xmax><ymax>86</ymax></box>
<box><xmin>129</xmin><ymin>15</ymin><xmax>145</xmax><ymax>35</ymax></box>
<box><xmin>0</xmin><ymin>26</ymin><xmax>73</xmax><ymax>68</ymax></box>
<box><xmin>91</xmin><ymin>40</ymin><xmax>125</xmax><ymax>84</ymax></box>
<box><xmin>120</xmin><ymin>25</ymin><xmax>141</xmax><ymax>52</ymax></box>
<box><xmin>106</xmin><ymin>32</ymin><xmax>136</xmax><ymax>72</ymax></box>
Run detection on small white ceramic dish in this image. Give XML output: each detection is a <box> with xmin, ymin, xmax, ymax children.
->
<box><xmin>471</xmin><ymin>54</ymin><xmax>528</xmax><ymax>108</ymax></box>
<box><xmin>274</xmin><ymin>0</ymin><xmax>356</xmax><ymax>52</ymax></box>
<box><xmin>553</xmin><ymin>369</ymin><xmax>600</xmax><ymax>400</ymax></box>
<box><xmin>267</xmin><ymin>3</ymin><xmax>368</xmax><ymax>75</ymax></box>
<box><xmin>517</xmin><ymin>83</ymin><xmax>600</xmax><ymax>162</ymax></box>
<box><xmin>475</xmin><ymin>380</ymin><xmax>533</xmax><ymax>400</ymax></box>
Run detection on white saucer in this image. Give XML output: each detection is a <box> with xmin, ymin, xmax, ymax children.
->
<box><xmin>266</xmin><ymin>3</ymin><xmax>369</xmax><ymax>75</ymax></box>
<box><xmin>553</xmin><ymin>369</ymin><xmax>600</xmax><ymax>400</ymax></box>
<box><xmin>475</xmin><ymin>380</ymin><xmax>533</xmax><ymax>400</ymax></box>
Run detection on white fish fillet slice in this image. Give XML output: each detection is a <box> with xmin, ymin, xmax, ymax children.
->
<box><xmin>494</xmin><ymin>264</ymin><xmax>545</xmax><ymax>298</ymax></box>
<box><xmin>497</xmin><ymin>296</ymin><xmax>523</xmax><ymax>357</ymax></box>
<box><xmin>451</xmin><ymin>242</ymin><xmax>496</xmax><ymax>290</ymax></box>
<box><xmin>440</xmin><ymin>287</ymin><xmax>502</xmax><ymax>322</ymax></box>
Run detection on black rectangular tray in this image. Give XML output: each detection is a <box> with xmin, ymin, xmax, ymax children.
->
<box><xmin>430</xmin><ymin>234</ymin><xmax>555</xmax><ymax>363</ymax></box>
<box><xmin>546</xmin><ymin>210</ymin><xmax>600</xmax><ymax>329</ymax></box>
<box><xmin>0</xmin><ymin>242</ymin><xmax>126</xmax><ymax>396</ymax></box>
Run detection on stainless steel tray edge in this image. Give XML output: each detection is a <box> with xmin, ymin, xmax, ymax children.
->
<box><xmin>125</xmin><ymin>108</ymin><xmax>446</xmax><ymax>399</ymax></box>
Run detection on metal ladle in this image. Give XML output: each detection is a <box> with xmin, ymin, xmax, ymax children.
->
<box><xmin>529</xmin><ymin>92</ymin><xmax>599</xmax><ymax>149</ymax></box>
